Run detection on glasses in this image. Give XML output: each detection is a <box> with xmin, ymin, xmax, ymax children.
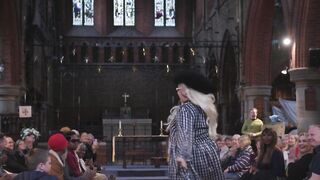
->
<box><xmin>70</xmin><ymin>139</ymin><xmax>80</xmax><ymax>143</ymax></box>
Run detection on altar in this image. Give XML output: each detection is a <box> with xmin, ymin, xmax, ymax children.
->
<box><xmin>102</xmin><ymin>119</ymin><xmax>152</xmax><ymax>141</ymax></box>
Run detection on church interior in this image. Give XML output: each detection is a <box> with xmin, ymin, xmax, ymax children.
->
<box><xmin>0</xmin><ymin>0</ymin><xmax>320</xmax><ymax>174</ymax></box>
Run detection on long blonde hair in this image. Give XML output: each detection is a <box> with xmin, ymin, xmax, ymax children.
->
<box><xmin>185</xmin><ymin>85</ymin><xmax>218</xmax><ymax>138</ymax></box>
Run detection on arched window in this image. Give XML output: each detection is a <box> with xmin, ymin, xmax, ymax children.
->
<box><xmin>114</xmin><ymin>0</ymin><xmax>135</xmax><ymax>26</ymax></box>
<box><xmin>73</xmin><ymin>0</ymin><xmax>94</xmax><ymax>26</ymax></box>
<box><xmin>154</xmin><ymin>0</ymin><xmax>175</xmax><ymax>27</ymax></box>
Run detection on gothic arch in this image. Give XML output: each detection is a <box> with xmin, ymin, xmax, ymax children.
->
<box><xmin>219</xmin><ymin>30</ymin><xmax>241</xmax><ymax>134</ymax></box>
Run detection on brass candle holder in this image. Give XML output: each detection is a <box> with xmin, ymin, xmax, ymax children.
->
<box><xmin>118</xmin><ymin>128</ymin><xmax>123</xmax><ymax>137</ymax></box>
<box><xmin>159</xmin><ymin>128</ymin><xmax>164</xmax><ymax>136</ymax></box>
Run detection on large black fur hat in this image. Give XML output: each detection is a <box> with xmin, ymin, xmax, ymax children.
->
<box><xmin>173</xmin><ymin>70</ymin><xmax>213</xmax><ymax>94</ymax></box>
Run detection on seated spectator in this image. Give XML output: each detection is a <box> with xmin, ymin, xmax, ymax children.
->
<box><xmin>287</xmin><ymin>133</ymin><xmax>313</xmax><ymax>180</ymax></box>
<box><xmin>225</xmin><ymin>136</ymin><xmax>233</xmax><ymax>149</ymax></box>
<box><xmin>65</xmin><ymin>131</ymin><xmax>82</xmax><ymax>177</ymax></box>
<box><xmin>48</xmin><ymin>133</ymin><xmax>95</xmax><ymax>180</ymax></box>
<box><xmin>278</xmin><ymin>135</ymin><xmax>289</xmax><ymax>167</ymax></box>
<box><xmin>224</xmin><ymin>135</ymin><xmax>255</xmax><ymax>179</ymax></box>
<box><xmin>76</xmin><ymin>143</ymin><xmax>107</xmax><ymax>180</ymax></box>
<box><xmin>221</xmin><ymin>134</ymin><xmax>241</xmax><ymax>170</ymax></box>
<box><xmin>14</xmin><ymin>148</ymin><xmax>57</xmax><ymax>180</ymax></box>
<box><xmin>0</xmin><ymin>133</ymin><xmax>9</xmax><ymax>178</ymax></box>
<box><xmin>3</xmin><ymin>136</ymin><xmax>28</xmax><ymax>173</ymax></box>
<box><xmin>287</xmin><ymin>134</ymin><xmax>299</xmax><ymax>164</ymax></box>
<box><xmin>14</xmin><ymin>140</ymin><xmax>27</xmax><ymax>170</ymax></box>
<box><xmin>20</xmin><ymin>128</ymin><xmax>40</xmax><ymax>155</ymax></box>
<box><xmin>308</xmin><ymin>124</ymin><xmax>320</xmax><ymax>180</ymax></box>
<box><xmin>216</xmin><ymin>136</ymin><xmax>229</xmax><ymax>159</ymax></box>
<box><xmin>47</xmin><ymin>133</ymin><xmax>69</xmax><ymax>180</ymax></box>
<box><xmin>251</xmin><ymin>128</ymin><xmax>286</xmax><ymax>180</ymax></box>
<box><xmin>83</xmin><ymin>133</ymin><xmax>97</xmax><ymax>164</ymax></box>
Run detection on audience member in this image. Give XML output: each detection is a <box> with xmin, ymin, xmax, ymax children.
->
<box><xmin>14</xmin><ymin>148</ymin><xmax>57</xmax><ymax>180</ymax></box>
<box><xmin>66</xmin><ymin>131</ymin><xmax>82</xmax><ymax>177</ymax></box>
<box><xmin>48</xmin><ymin>133</ymin><xmax>68</xmax><ymax>180</ymax></box>
<box><xmin>20</xmin><ymin>128</ymin><xmax>40</xmax><ymax>155</ymax></box>
<box><xmin>241</xmin><ymin>108</ymin><xmax>263</xmax><ymax>138</ymax></box>
<box><xmin>225</xmin><ymin>136</ymin><xmax>233</xmax><ymax>149</ymax></box>
<box><xmin>224</xmin><ymin>135</ymin><xmax>255</xmax><ymax>179</ymax></box>
<box><xmin>216</xmin><ymin>136</ymin><xmax>229</xmax><ymax>159</ymax></box>
<box><xmin>76</xmin><ymin>143</ymin><xmax>107</xmax><ymax>180</ymax></box>
<box><xmin>287</xmin><ymin>134</ymin><xmax>299</xmax><ymax>163</ymax></box>
<box><xmin>251</xmin><ymin>128</ymin><xmax>285</xmax><ymax>180</ymax></box>
<box><xmin>3</xmin><ymin>136</ymin><xmax>28</xmax><ymax>173</ymax></box>
<box><xmin>308</xmin><ymin>124</ymin><xmax>320</xmax><ymax>180</ymax></box>
<box><xmin>287</xmin><ymin>133</ymin><xmax>314</xmax><ymax>180</ymax></box>
<box><xmin>14</xmin><ymin>139</ymin><xmax>27</xmax><ymax>169</ymax></box>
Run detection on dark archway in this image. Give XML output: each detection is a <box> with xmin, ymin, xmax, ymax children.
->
<box><xmin>220</xmin><ymin>32</ymin><xmax>241</xmax><ymax>134</ymax></box>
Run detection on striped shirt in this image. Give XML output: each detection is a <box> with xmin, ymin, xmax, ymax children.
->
<box><xmin>227</xmin><ymin>145</ymin><xmax>254</xmax><ymax>177</ymax></box>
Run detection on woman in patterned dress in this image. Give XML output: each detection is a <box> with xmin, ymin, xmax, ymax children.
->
<box><xmin>167</xmin><ymin>71</ymin><xmax>224</xmax><ymax>180</ymax></box>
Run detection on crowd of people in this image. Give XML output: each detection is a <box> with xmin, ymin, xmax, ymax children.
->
<box><xmin>215</xmin><ymin>124</ymin><xmax>320</xmax><ymax>180</ymax></box>
<box><xmin>0</xmin><ymin>127</ymin><xmax>108</xmax><ymax>180</ymax></box>
<box><xmin>167</xmin><ymin>70</ymin><xmax>320</xmax><ymax>180</ymax></box>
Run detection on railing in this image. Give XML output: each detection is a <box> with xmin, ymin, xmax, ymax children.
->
<box><xmin>54</xmin><ymin>38</ymin><xmax>194</xmax><ymax>65</ymax></box>
<box><xmin>112</xmin><ymin>135</ymin><xmax>168</xmax><ymax>168</ymax></box>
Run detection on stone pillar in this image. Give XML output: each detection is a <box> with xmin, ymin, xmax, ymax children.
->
<box><xmin>0</xmin><ymin>86</ymin><xmax>21</xmax><ymax>114</ymax></box>
<box><xmin>242</xmin><ymin>86</ymin><xmax>272</xmax><ymax>121</ymax></box>
<box><xmin>289</xmin><ymin>67</ymin><xmax>320</xmax><ymax>132</ymax></box>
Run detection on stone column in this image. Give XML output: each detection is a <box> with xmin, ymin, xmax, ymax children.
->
<box><xmin>242</xmin><ymin>86</ymin><xmax>272</xmax><ymax>121</ymax></box>
<box><xmin>289</xmin><ymin>67</ymin><xmax>320</xmax><ymax>132</ymax></box>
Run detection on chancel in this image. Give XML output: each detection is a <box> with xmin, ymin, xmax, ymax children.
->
<box><xmin>1</xmin><ymin>0</ymin><xmax>320</xmax><ymax>179</ymax></box>
<box><xmin>103</xmin><ymin>93</ymin><xmax>152</xmax><ymax>141</ymax></box>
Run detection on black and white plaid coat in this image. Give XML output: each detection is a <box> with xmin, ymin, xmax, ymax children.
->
<box><xmin>168</xmin><ymin>102</ymin><xmax>224</xmax><ymax>180</ymax></box>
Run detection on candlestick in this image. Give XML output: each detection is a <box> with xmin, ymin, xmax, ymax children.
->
<box><xmin>160</xmin><ymin>120</ymin><xmax>164</xmax><ymax>136</ymax></box>
<box><xmin>118</xmin><ymin>121</ymin><xmax>123</xmax><ymax>136</ymax></box>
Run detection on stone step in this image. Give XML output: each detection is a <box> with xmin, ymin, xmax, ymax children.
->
<box><xmin>102</xmin><ymin>165</ymin><xmax>168</xmax><ymax>179</ymax></box>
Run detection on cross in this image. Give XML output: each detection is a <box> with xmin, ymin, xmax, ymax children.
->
<box><xmin>122</xmin><ymin>92</ymin><xmax>130</xmax><ymax>104</ymax></box>
<box><xmin>22</xmin><ymin>108</ymin><xmax>29</xmax><ymax>116</ymax></box>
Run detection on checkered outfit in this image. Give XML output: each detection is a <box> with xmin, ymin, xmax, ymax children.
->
<box><xmin>168</xmin><ymin>102</ymin><xmax>224</xmax><ymax>180</ymax></box>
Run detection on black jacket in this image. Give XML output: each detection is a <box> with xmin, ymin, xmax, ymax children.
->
<box><xmin>14</xmin><ymin>171</ymin><xmax>58</xmax><ymax>180</ymax></box>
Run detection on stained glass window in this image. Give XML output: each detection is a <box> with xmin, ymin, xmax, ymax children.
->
<box><xmin>114</xmin><ymin>0</ymin><xmax>135</xmax><ymax>26</ymax></box>
<box><xmin>154</xmin><ymin>0</ymin><xmax>175</xmax><ymax>27</ymax></box>
<box><xmin>73</xmin><ymin>0</ymin><xmax>94</xmax><ymax>26</ymax></box>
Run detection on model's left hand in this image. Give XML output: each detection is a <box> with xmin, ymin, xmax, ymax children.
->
<box><xmin>176</xmin><ymin>157</ymin><xmax>187</xmax><ymax>169</ymax></box>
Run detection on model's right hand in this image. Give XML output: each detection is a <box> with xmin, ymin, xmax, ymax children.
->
<box><xmin>176</xmin><ymin>157</ymin><xmax>187</xmax><ymax>169</ymax></box>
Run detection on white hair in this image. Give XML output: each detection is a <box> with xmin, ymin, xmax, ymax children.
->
<box><xmin>185</xmin><ymin>85</ymin><xmax>218</xmax><ymax>138</ymax></box>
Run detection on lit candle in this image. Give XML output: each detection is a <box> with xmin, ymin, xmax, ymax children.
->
<box><xmin>160</xmin><ymin>120</ymin><xmax>163</xmax><ymax>129</ymax></box>
<box><xmin>119</xmin><ymin>120</ymin><xmax>122</xmax><ymax>129</ymax></box>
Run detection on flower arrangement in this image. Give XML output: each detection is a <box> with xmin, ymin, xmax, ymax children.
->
<box><xmin>20</xmin><ymin>128</ymin><xmax>41</xmax><ymax>140</ymax></box>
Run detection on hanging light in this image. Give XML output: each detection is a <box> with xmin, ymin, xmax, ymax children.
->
<box><xmin>166</xmin><ymin>64</ymin><xmax>170</xmax><ymax>73</ymax></box>
<box><xmin>282</xmin><ymin>37</ymin><xmax>292</xmax><ymax>46</ymax></box>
